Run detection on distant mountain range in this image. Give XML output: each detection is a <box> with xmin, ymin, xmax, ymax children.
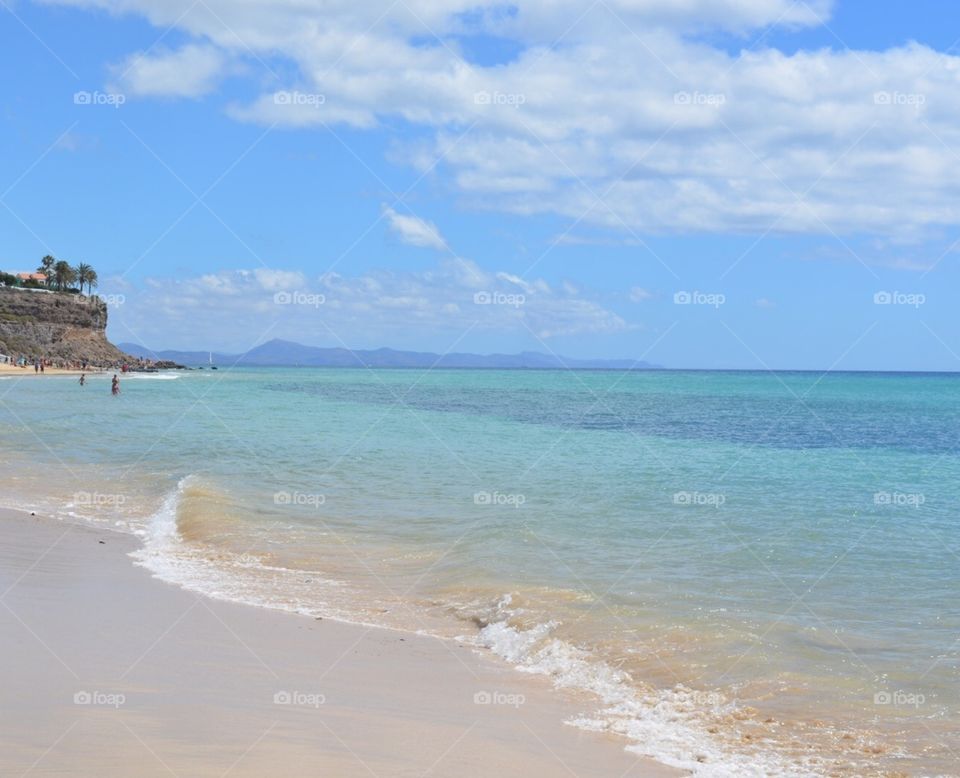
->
<box><xmin>117</xmin><ymin>338</ymin><xmax>660</xmax><ymax>370</ymax></box>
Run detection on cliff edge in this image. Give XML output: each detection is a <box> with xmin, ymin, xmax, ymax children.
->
<box><xmin>0</xmin><ymin>287</ymin><xmax>130</xmax><ymax>365</ymax></box>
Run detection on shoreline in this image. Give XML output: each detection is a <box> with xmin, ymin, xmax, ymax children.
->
<box><xmin>0</xmin><ymin>508</ymin><xmax>683</xmax><ymax>777</ymax></box>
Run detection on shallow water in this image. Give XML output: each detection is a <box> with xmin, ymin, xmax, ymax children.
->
<box><xmin>1</xmin><ymin>368</ymin><xmax>958</xmax><ymax>775</ymax></box>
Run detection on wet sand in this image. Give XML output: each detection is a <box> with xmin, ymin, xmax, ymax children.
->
<box><xmin>0</xmin><ymin>509</ymin><xmax>683</xmax><ymax>777</ymax></box>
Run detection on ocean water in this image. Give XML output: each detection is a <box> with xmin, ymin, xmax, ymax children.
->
<box><xmin>1</xmin><ymin>367</ymin><xmax>959</xmax><ymax>776</ymax></box>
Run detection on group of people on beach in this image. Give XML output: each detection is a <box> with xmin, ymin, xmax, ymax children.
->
<box><xmin>5</xmin><ymin>354</ymin><xmax>154</xmax><ymax>372</ymax></box>
<box><xmin>8</xmin><ymin>355</ymin><xmax>93</xmax><ymax>371</ymax></box>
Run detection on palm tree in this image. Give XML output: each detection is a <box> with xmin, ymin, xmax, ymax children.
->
<box><xmin>37</xmin><ymin>255</ymin><xmax>55</xmax><ymax>287</ymax></box>
<box><xmin>75</xmin><ymin>263</ymin><xmax>93</xmax><ymax>294</ymax></box>
<box><xmin>53</xmin><ymin>260</ymin><xmax>76</xmax><ymax>291</ymax></box>
<box><xmin>85</xmin><ymin>268</ymin><xmax>98</xmax><ymax>296</ymax></box>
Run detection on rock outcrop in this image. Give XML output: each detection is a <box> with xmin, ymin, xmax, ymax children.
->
<box><xmin>0</xmin><ymin>287</ymin><xmax>130</xmax><ymax>365</ymax></box>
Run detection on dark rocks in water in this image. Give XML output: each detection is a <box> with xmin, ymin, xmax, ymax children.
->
<box><xmin>129</xmin><ymin>360</ymin><xmax>188</xmax><ymax>372</ymax></box>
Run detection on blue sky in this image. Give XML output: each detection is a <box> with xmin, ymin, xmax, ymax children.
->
<box><xmin>2</xmin><ymin>0</ymin><xmax>960</xmax><ymax>369</ymax></box>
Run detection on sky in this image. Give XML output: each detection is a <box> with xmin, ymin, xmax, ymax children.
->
<box><xmin>2</xmin><ymin>0</ymin><xmax>960</xmax><ymax>370</ymax></box>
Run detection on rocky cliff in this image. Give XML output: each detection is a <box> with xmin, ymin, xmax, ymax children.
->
<box><xmin>0</xmin><ymin>287</ymin><xmax>129</xmax><ymax>365</ymax></box>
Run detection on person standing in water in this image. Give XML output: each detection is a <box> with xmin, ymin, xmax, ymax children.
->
<box><xmin>79</xmin><ymin>373</ymin><xmax>86</xmax><ymax>386</ymax></box>
<box><xmin>111</xmin><ymin>374</ymin><xmax>120</xmax><ymax>396</ymax></box>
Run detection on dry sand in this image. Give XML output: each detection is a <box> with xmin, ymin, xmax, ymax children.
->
<box><xmin>0</xmin><ymin>509</ymin><xmax>683</xmax><ymax>777</ymax></box>
<box><xmin>0</xmin><ymin>364</ymin><xmax>103</xmax><ymax>376</ymax></box>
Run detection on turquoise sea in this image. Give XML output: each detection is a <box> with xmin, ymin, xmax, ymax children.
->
<box><xmin>1</xmin><ymin>367</ymin><xmax>958</xmax><ymax>776</ymax></box>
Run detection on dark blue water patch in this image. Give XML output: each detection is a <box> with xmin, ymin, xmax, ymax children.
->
<box><xmin>264</xmin><ymin>380</ymin><xmax>960</xmax><ymax>455</ymax></box>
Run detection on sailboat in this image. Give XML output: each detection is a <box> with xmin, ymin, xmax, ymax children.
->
<box><xmin>209</xmin><ymin>351</ymin><xmax>218</xmax><ymax>370</ymax></box>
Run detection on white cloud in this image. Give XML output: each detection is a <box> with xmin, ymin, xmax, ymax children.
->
<box><xmin>629</xmin><ymin>287</ymin><xmax>653</xmax><ymax>302</ymax></box>
<box><xmin>382</xmin><ymin>206</ymin><xmax>448</xmax><ymax>250</ymax></box>
<box><xmin>251</xmin><ymin>268</ymin><xmax>306</xmax><ymax>291</ymax></box>
<box><xmin>108</xmin><ymin>259</ymin><xmax>629</xmax><ymax>349</ymax></box>
<box><xmin>49</xmin><ymin>0</ymin><xmax>960</xmax><ymax>240</ymax></box>
<box><xmin>111</xmin><ymin>43</ymin><xmax>228</xmax><ymax>98</ymax></box>
<box><xmin>755</xmin><ymin>297</ymin><xmax>776</xmax><ymax>308</ymax></box>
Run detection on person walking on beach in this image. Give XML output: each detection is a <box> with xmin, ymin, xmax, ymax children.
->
<box><xmin>33</xmin><ymin>360</ymin><xmax>38</xmax><ymax>374</ymax></box>
<box><xmin>111</xmin><ymin>374</ymin><xmax>120</xmax><ymax>396</ymax></box>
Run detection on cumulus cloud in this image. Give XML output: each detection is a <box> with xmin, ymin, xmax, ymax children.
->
<box><xmin>382</xmin><ymin>206</ymin><xmax>448</xmax><ymax>250</ymax></box>
<box><xmin>111</xmin><ymin>43</ymin><xmax>228</xmax><ymax>98</ymax></box>
<box><xmin>629</xmin><ymin>287</ymin><xmax>653</xmax><ymax>302</ymax></box>
<box><xmin>107</xmin><ymin>258</ymin><xmax>629</xmax><ymax>349</ymax></box>
<box><xmin>51</xmin><ymin>0</ymin><xmax>960</xmax><ymax>240</ymax></box>
<box><xmin>251</xmin><ymin>268</ymin><xmax>307</xmax><ymax>291</ymax></box>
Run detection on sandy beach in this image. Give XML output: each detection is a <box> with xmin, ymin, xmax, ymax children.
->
<box><xmin>0</xmin><ymin>509</ymin><xmax>681</xmax><ymax>777</ymax></box>
<box><xmin>0</xmin><ymin>363</ymin><xmax>105</xmax><ymax>376</ymax></box>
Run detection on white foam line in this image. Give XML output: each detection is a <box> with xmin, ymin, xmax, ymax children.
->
<box><xmin>125</xmin><ymin>480</ymin><xmax>820</xmax><ymax>776</ymax></box>
<box><xmin>474</xmin><ymin>609</ymin><xmax>819</xmax><ymax>777</ymax></box>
